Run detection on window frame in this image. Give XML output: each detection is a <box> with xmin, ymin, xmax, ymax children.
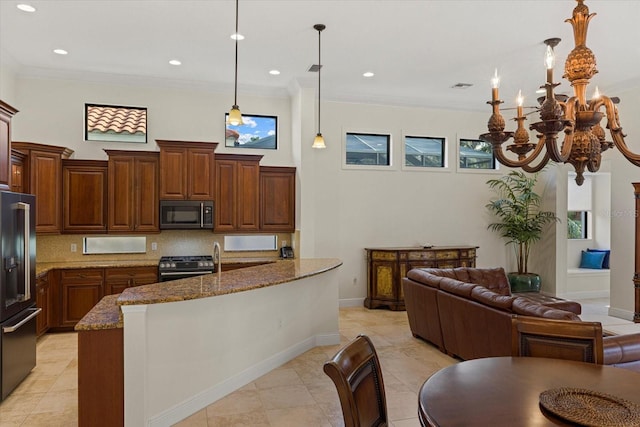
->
<box><xmin>401</xmin><ymin>133</ymin><xmax>448</xmax><ymax>171</ymax></box>
<box><xmin>342</xmin><ymin>130</ymin><xmax>394</xmax><ymax>170</ymax></box>
<box><xmin>456</xmin><ymin>136</ymin><xmax>500</xmax><ymax>173</ymax></box>
<box><xmin>84</xmin><ymin>103</ymin><xmax>148</xmax><ymax>144</ymax></box>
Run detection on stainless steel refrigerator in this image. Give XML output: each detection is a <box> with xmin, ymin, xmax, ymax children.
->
<box><xmin>0</xmin><ymin>191</ymin><xmax>39</xmax><ymax>401</ymax></box>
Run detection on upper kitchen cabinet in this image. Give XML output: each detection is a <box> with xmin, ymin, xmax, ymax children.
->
<box><xmin>260</xmin><ymin>166</ymin><xmax>296</xmax><ymax>233</ymax></box>
<box><xmin>62</xmin><ymin>159</ymin><xmax>108</xmax><ymax>234</ymax></box>
<box><xmin>10</xmin><ymin>149</ymin><xmax>27</xmax><ymax>194</ymax></box>
<box><xmin>215</xmin><ymin>154</ymin><xmax>262</xmax><ymax>232</ymax></box>
<box><xmin>0</xmin><ymin>101</ymin><xmax>18</xmax><ymax>192</ymax></box>
<box><xmin>12</xmin><ymin>141</ymin><xmax>74</xmax><ymax>234</ymax></box>
<box><xmin>157</xmin><ymin>140</ymin><xmax>217</xmax><ymax>200</ymax></box>
<box><xmin>105</xmin><ymin>150</ymin><xmax>159</xmax><ymax>233</ymax></box>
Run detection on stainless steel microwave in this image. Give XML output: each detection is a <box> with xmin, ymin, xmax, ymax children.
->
<box><xmin>159</xmin><ymin>200</ymin><xmax>214</xmax><ymax>229</ymax></box>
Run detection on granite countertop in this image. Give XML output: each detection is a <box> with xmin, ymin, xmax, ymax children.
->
<box><xmin>75</xmin><ymin>258</ymin><xmax>342</xmax><ymax>331</ymax></box>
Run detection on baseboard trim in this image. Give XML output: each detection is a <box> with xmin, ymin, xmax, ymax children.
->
<box><xmin>608</xmin><ymin>306</ymin><xmax>635</xmax><ymax>322</ymax></box>
<box><xmin>148</xmin><ymin>332</ymin><xmax>340</xmax><ymax>427</ymax></box>
<box><xmin>560</xmin><ymin>290</ymin><xmax>610</xmax><ymax>300</ymax></box>
<box><xmin>339</xmin><ymin>297</ymin><xmax>365</xmax><ymax>308</ymax></box>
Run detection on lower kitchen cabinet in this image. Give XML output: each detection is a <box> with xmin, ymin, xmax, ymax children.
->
<box><xmin>36</xmin><ymin>272</ymin><xmax>51</xmax><ymax>336</ymax></box>
<box><xmin>105</xmin><ymin>266</ymin><xmax>158</xmax><ymax>295</ymax></box>
<box><xmin>78</xmin><ymin>327</ymin><xmax>123</xmax><ymax>427</ymax></box>
<box><xmin>57</xmin><ymin>268</ymin><xmax>105</xmax><ymax>329</ymax></box>
<box><xmin>364</xmin><ymin>246</ymin><xmax>478</xmax><ymax>310</ymax></box>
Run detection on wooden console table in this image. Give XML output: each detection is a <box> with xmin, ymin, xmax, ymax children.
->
<box><xmin>364</xmin><ymin>246</ymin><xmax>477</xmax><ymax>310</ymax></box>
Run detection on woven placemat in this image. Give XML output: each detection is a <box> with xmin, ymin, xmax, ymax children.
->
<box><xmin>539</xmin><ymin>388</ymin><xmax>640</xmax><ymax>427</ymax></box>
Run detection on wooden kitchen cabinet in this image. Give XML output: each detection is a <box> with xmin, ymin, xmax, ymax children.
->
<box><xmin>58</xmin><ymin>268</ymin><xmax>104</xmax><ymax>329</ymax></box>
<box><xmin>36</xmin><ymin>271</ymin><xmax>51</xmax><ymax>336</ymax></box>
<box><xmin>12</xmin><ymin>141</ymin><xmax>74</xmax><ymax>234</ymax></box>
<box><xmin>215</xmin><ymin>154</ymin><xmax>262</xmax><ymax>232</ymax></box>
<box><xmin>62</xmin><ymin>159</ymin><xmax>108</xmax><ymax>233</ymax></box>
<box><xmin>364</xmin><ymin>246</ymin><xmax>478</xmax><ymax>310</ymax></box>
<box><xmin>157</xmin><ymin>140</ymin><xmax>217</xmax><ymax>200</ymax></box>
<box><xmin>105</xmin><ymin>150</ymin><xmax>159</xmax><ymax>233</ymax></box>
<box><xmin>259</xmin><ymin>166</ymin><xmax>296</xmax><ymax>232</ymax></box>
<box><xmin>10</xmin><ymin>149</ymin><xmax>26</xmax><ymax>193</ymax></box>
<box><xmin>0</xmin><ymin>100</ymin><xmax>18</xmax><ymax>192</ymax></box>
<box><xmin>104</xmin><ymin>266</ymin><xmax>158</xmax><ymax>295</ymax></box>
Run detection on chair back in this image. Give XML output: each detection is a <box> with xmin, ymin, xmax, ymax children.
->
<box><xmin>323</xmin><ymin>335</ymin><xmax>388</xmax><ymax>427</ymax></box>
<box><xmin>512</xmin><ymin>316</ymin><xmax>604</xmax><ymax>364</ymax></box>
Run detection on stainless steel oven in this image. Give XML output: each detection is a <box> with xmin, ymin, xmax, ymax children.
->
<box><xmin>158</xmin><ymin>256</ymin><xmax>216</xmax><ymax>282</ymax></box>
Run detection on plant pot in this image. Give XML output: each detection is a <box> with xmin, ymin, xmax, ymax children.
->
<box><xmin>508</xmin><ymin>272</ymin><xmax>541</xmax><ymax>293</ymax></box>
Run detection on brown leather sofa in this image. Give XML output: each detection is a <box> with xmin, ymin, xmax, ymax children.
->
<box><xmin>402</xmin><ymin>267</ymin><xmax>640</xmax><ymax>372</ymax></box>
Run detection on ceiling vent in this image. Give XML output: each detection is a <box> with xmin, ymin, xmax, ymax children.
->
<box><xmin>308</xmin><ymin>64</ymin><xmax>322</xmax><ymax>72</ymax></box>
<box><xmin>451</xmin><ymin>82</ymin><xmax>473</xmax><ymax>89</ymax></box>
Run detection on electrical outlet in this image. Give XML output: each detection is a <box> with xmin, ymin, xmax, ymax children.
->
<box><xmin>70</xmin><ymin>243</ymin><xmax>77</xmax><ymax>252</ymax></box>
<box><xmin>151</xmin><ymin>242</ymin><xmax>158</xmax><ymax>251</ymax></box>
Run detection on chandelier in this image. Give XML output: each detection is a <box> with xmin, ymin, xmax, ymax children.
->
<box><xmin>480</xmin><ymin>0</ymin><xmax>640</xmax><ymax>185</ymax></box>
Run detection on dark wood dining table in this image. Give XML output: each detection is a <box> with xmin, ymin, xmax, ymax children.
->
<box><xmin>419</xmin><ymin>356</ymin><xmax>640</xmax><ymax>426</ymax></box>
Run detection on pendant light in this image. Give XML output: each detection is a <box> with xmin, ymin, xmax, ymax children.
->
<box><xmin>228</xmin><ymin>0</ymin><xmax>243</xmax><ymax>126</ymax></box>
<box><xmin>312</xmin><ymin>24</ymin><xmax>326</xmax><ymax>149</ymax></box>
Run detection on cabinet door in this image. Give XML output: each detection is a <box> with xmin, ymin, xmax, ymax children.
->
<box><xmin>10</xmin><ymin>153</ymin><xmax>24</xmax><ymax>194</ymax></box>
<box><xmin>215</xmin><ymin>160</ymin><xmax>237</xmax><ymax>231</ymax></box>
<box><xmin>370</xmin><ymin>260</ymin><xmax>397</xmax><ymax>301</ymax></box>
<box><xmin>108</xmin><ymin>156</ymin><xmax>135</xmax><ymax>232</ymax></box>
<box><xmin>159</xmin><ymin>146</ymin><xmax>187</xmax><ymax>199</ymax></box>
<box><xmin>105</xmin><ymin>266</ymin><xmax>158</xmax><ymax>295</ymax></box>
<box><xmin>63</xmin><ymin>160</ymin><xmax>108</xmax><ymax>233</ymax></box>
<box><xmin>236</xmin><ymin>161</ymin><xmax>260</xmax><ymax>230</ymax></box>
<box><xmin>59</xmin><ymin>269</ymin><xmax>104</xmax><ymax>328</ymax></box>
<box><xmin>134</xmin><ymin>156</ymin><xmax>159</xmax><ymax>232</ymax></box>
<box><xmin>0</xmin><ymin>102</ymin><xmax>17</xmax><ymax>192</ymax></box>
<box><xmin>260</xmin><ymin>167</ymin><xmax>295</xmax><ymax>232</ymax></box>
<box><xmin>36</xmin><ymin>273</ymin><xmax>51</xmax><ymax>336</ymax></box>
<box><xmin>187</xmin><ymin>148</ymin><xmax>215</xmax><ymax>199</ymax></box>
<box><xmin>31</xmin><ymin>150</ymin><xmax>63</xmax><ymax>233</ymax></box>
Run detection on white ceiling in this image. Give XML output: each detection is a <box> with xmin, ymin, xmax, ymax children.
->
<box><xmin>1</xmin><ymin>0</ymin><xmax>639</xmax><ymax>112</ymax></box>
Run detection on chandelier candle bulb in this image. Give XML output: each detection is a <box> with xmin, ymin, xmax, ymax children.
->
<box><xmin>545</xmin><ymin>45</ymin><xmax>555</xmax><ymax>84</ymax></box>
<box><xmin>516</xmin><ymin>90</ymin><xmax>524</xmax><ymax>118</ymax></box>
<box><xmin>491</xmin><ymin>69</ymin><xmax>500</xmax><ymax>102</ymax></box>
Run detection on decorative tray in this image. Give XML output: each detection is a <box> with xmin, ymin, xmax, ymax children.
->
<box><xmin>539</xmin><ymin>388</ymin><xmax>640</xmax><ymax>427</ymax></box>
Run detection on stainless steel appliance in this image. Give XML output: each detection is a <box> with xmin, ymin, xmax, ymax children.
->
<box><xmin>0</xmin><ymin>191</ymin><xmax>39</xmax><ymax>401</ymax></box>
<box><xmin>159</xmin><ymin>200</ymin><xmax>214</xmax><ymax>230</ymax></box>
<box><xmin>158</xmin><ymin>255</ymin><xmax>215</xmax><ymax>282</ymax></box>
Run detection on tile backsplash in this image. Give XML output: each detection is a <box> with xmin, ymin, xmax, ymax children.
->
<box><xmin>37</xmin><ymin>230</ymin><xmax>294</xmax><ymax>263</ymax></box>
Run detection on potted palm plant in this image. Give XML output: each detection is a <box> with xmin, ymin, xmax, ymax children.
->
<box><xmin>486</xmin><ymin>170</ymin><xmax>558</xmax><ymax>292</ymax></box>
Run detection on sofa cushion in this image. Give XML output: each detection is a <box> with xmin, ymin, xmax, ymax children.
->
<box><xmin>471</xmin><ymin>286</ymin><xmax>515</xmax><ymax>311</ymax></box>
<box><xmin>466</xmin><ymin>268</ymin><xmax>511</xmax><ymax>296</ymax></box>
<box><xmin>406</xmin><ymin>269</ymin><xmax>444</xmax><ymax>288</ymax></box>
<box><xmin>439</xmin><ymin>278</ymin><xmax>477</xmax><ymax>298</ymax></box>
<box><xmin>512</xmin><ymin>297</ymin><xmax>580</xmax><ymax>320</ymax></box>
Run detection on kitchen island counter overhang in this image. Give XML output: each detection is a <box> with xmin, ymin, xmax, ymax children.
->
<box><xmin>77</xmin><ymin>258</ymin><xmax>342</xmax><ymax>427</ymax></box>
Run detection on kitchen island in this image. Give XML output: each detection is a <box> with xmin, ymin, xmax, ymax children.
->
<box><xmin>76</xmin><ymin>258</ymin><xmax>342</xmax><ymax>427</ymax></box>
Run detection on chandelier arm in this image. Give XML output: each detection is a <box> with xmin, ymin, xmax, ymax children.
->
<box><xmin>491</xmin><ymin>136</ymin><xmax>547</xmax><ymax>168</ymax></box>
<box><xmin>521</xmin><ymin>151</ymin><xmax>551</xmax><ymax>173</ymax></box>
<box><xmin>611</xmin><ymin>130</ymin><xmax>640</xmax><ymax>167</ymax></box>
<box><xmin>600</xmin><ymin>96</ymin><xmax>622</xmax><ymax>132</ymax></box>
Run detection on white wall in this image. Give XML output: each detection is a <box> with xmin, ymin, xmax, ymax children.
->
<box><xmin>608</xmin><ymin>85</ymin><xmax>640</xmax><ymax>319</ymax></box>
<box><xmin>0</xmin><ymin>61</ymin><xmax>18</xmax><ymax>107</ymax></box>
<box><xmin>12</xmin><ymin>76</ymin><xmax>293</xmax><ymax>166</ymax></box>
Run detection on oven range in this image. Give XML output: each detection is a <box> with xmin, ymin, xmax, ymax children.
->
<box><xmin>158</xmin><ymin>255</ymin><xmax>216</xmax><ymax>282</ymax></box>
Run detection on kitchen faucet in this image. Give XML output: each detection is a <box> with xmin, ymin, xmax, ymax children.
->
<box><xmin>213</xmin><ymin>241</ymin><xmax>222</xmax><ymax>279</ymax></box>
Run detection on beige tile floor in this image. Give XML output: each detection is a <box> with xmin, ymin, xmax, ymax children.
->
<box><xmin>1</xmin><ymin>299</ymin><xmax>638</xmax><ymax>427</ymax></box>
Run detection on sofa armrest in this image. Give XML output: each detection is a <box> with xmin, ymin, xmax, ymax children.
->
<box><xmin>603</xmin><ymin>333</ymin><xmax>640</xmax><ymax>365</ymax></box>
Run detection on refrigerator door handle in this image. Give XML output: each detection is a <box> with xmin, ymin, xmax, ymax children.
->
<box><xmin>2</xmin><ymin>308</ymin><xmax>41</xmax><ymax>333</ymax></box>
<box><xmin>16</xmin><ymin>202</ymin><xmax>31</xmax><ymax>301</ymax></box>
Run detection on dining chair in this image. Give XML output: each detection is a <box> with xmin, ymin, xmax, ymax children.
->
<box><xmin>323</xmin><ymin>334</ymin><xmax>388</xmax><ymax>427</ymax></box>
<box><xmin>511</xmin><ymin>316</ymin><xmax>604</xmax><ymax>364</ymax></box>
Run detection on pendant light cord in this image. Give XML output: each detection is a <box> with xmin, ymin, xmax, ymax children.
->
<box><xmin>234</xmin><ymin>0</ymin><xmax>239</xmax><ymax>106</ymax></box>
<box><xmin>316</xmin><ymin>25</ymin><xmax>323</xmax><ymax>134</ymax></box>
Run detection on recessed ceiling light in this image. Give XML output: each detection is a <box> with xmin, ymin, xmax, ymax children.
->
<box><xmin>363</xmin><ymin>72</ymin><xmax>375</xmax><ymax>78</ymax></box>
<box><xmin>269</xmin><ymin>70</ymin><xmax>280</xmax><ymax>75</ymax></box>
<box><xmin>230</xmin><ymin>33</ymin><xmax>245</xmax><ymax>41</ymax></box>
<box><xmin>53</xmin><ymin>49</ymin><xmax>68</xmax><ymax>55</ymax></box>
<box><xmin>17</xmin><ymin>4</ymin><xmax>36</xmax><ymax>12</ymax></box>
<box><xmin>169</xmin><ymin>59</ymin><xmax>182</xmax><ymax>66</ymax></box>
